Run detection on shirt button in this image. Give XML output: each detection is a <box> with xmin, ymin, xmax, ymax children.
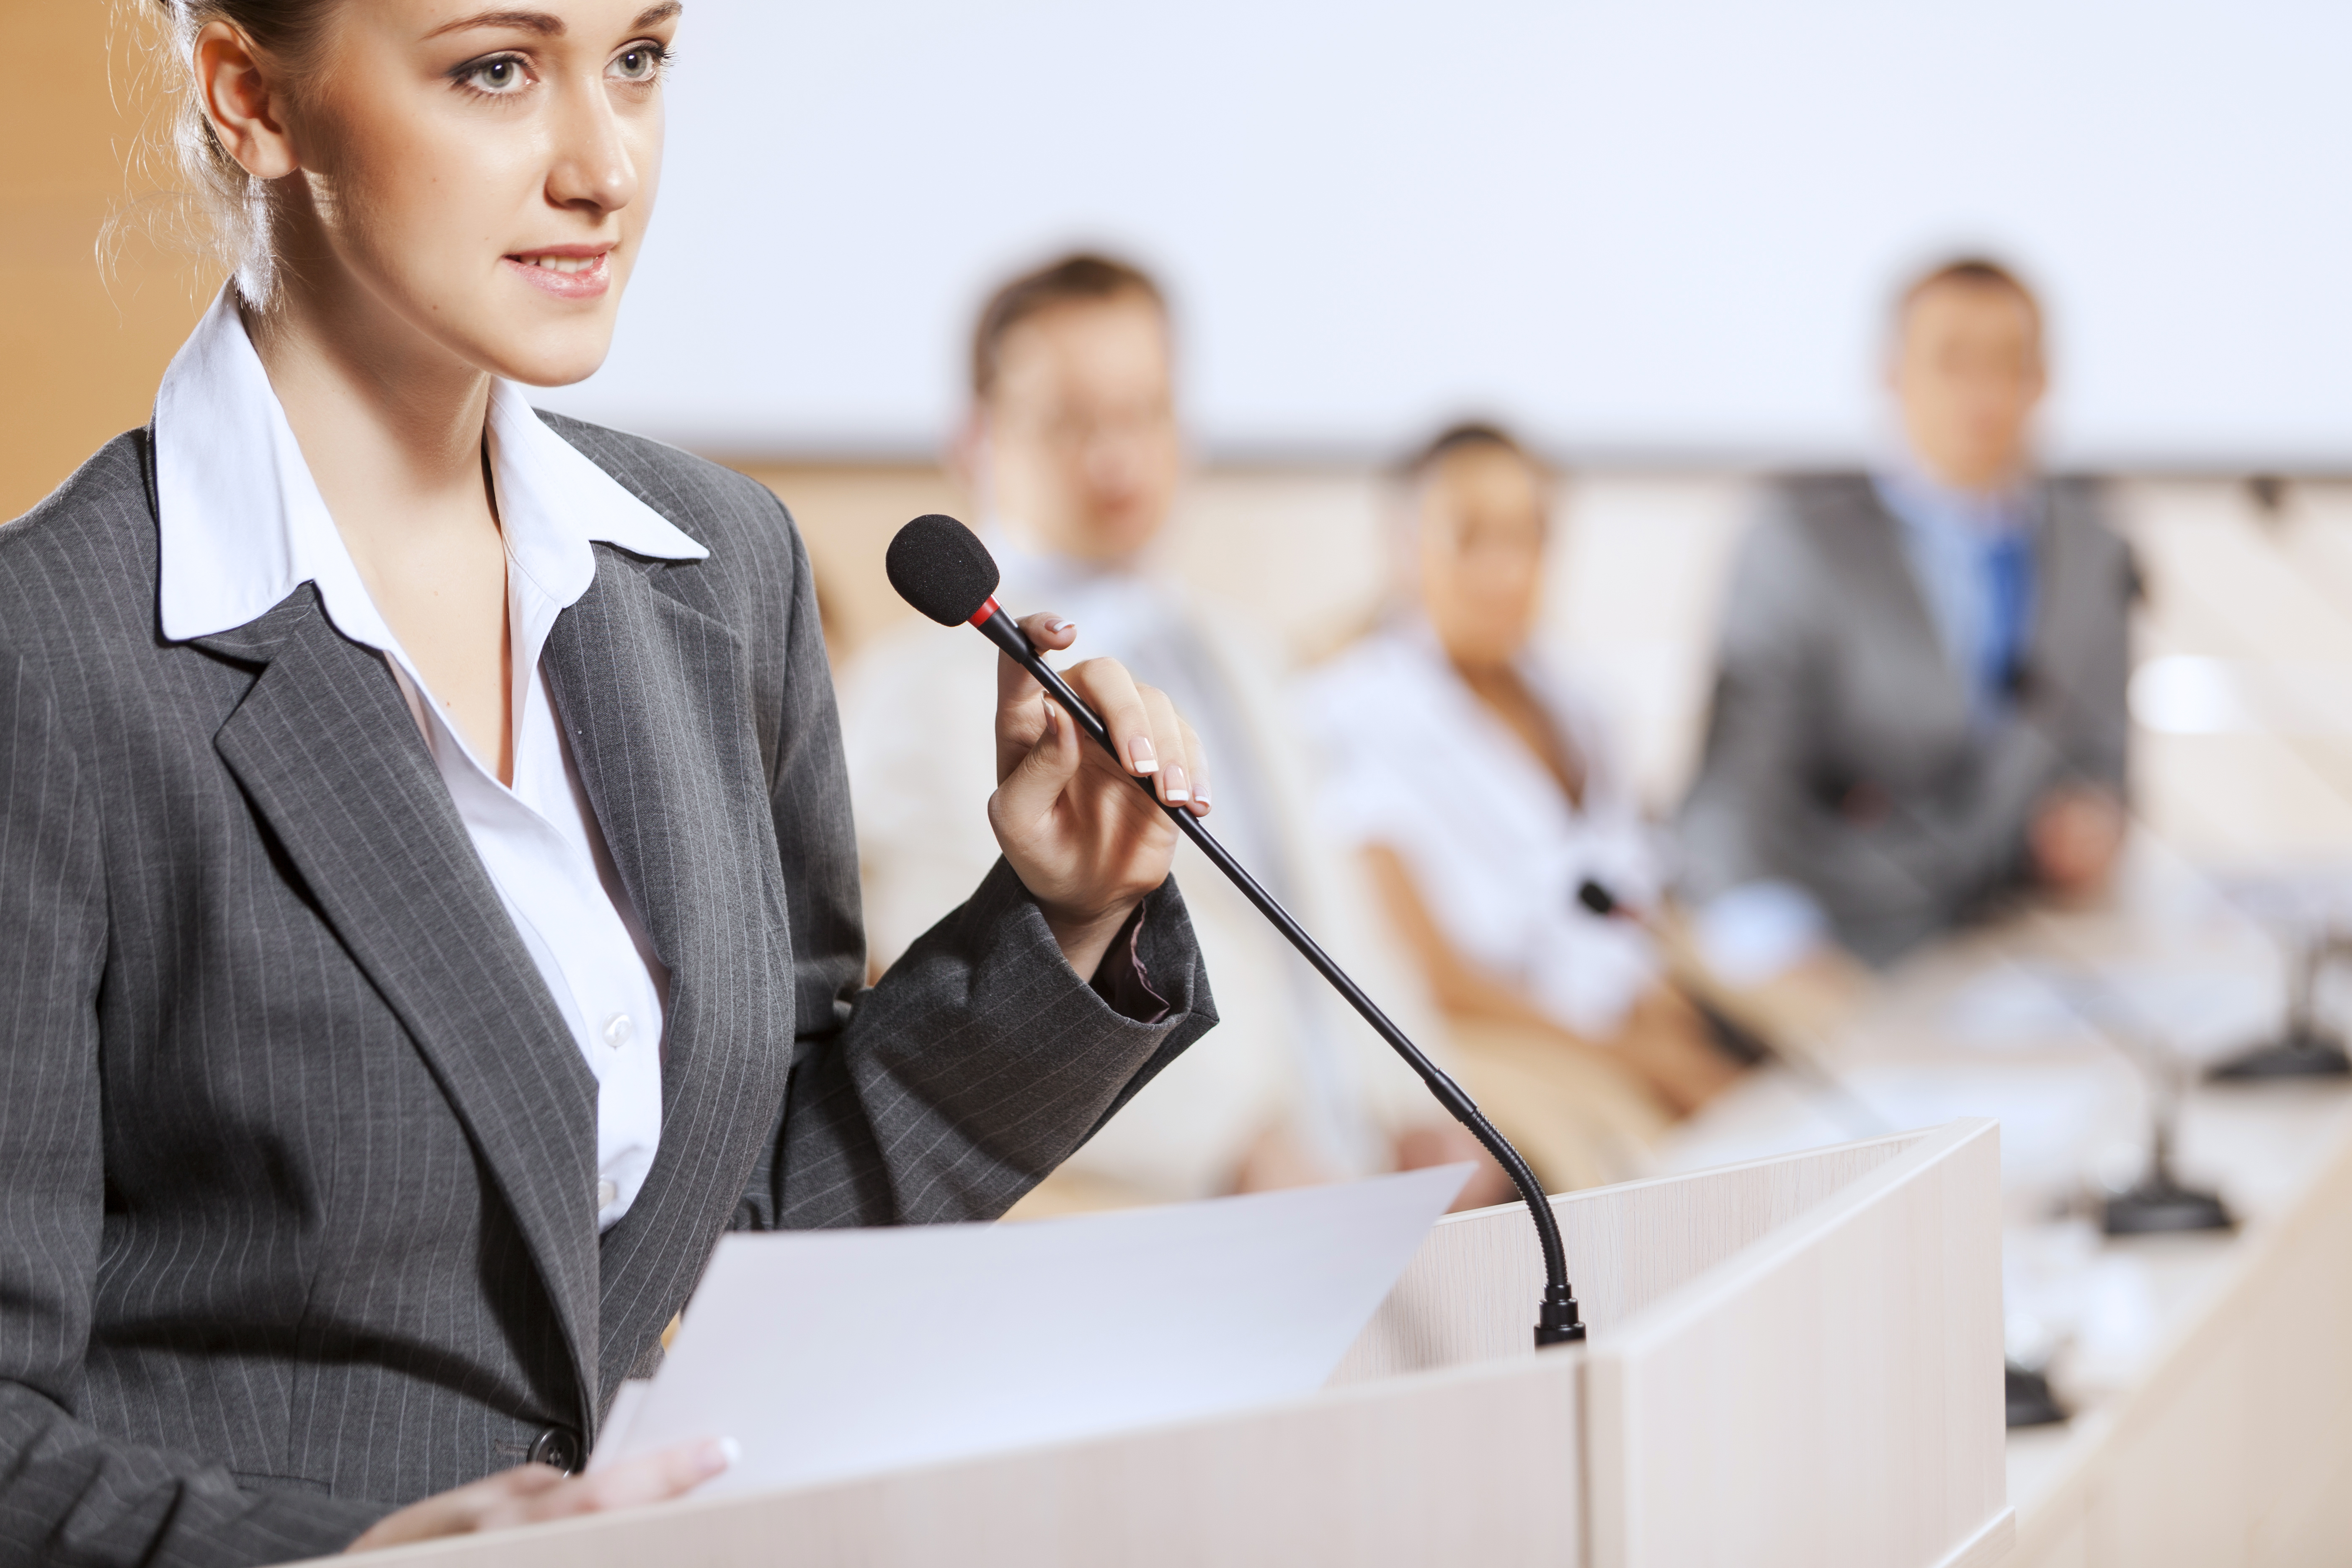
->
<box><xmin>603</xmin><ymin>1014</ymin><xmax>634</xmax><ymax>1050</ymax></box>
<box><xmin>596</xmin><ymin>1177</ymin><xmax>619</xmax><ymax>1209</ymax></box>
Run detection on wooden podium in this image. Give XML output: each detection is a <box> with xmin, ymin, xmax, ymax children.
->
<box><xmin>310</xmin><ymin>1119</ymin><xmax>2009</xmax><ymax>1568</ymax></box>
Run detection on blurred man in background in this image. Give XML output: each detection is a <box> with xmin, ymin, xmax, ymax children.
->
<box><xmin>1297</xmin><ymin>426</ymin><xmax>1741</xmax><ymax>1191</ymax></box>
<box><xmin>843</xmin><ymin>254</ymin><xmax>1502</xmax><ymax>1210</ymax></box>
<box><xmin>1678</xmin><ymin>258</ymin><xmax>2134</xmax><ymax>969</ymax></box>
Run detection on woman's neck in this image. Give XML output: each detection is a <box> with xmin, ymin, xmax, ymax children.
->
<box><xmin>242</xmin><ymin>272</ymin><xmax>496</xmax><ymax>552</ymax></box>
<box><xmin>240</xmin><ymin>252</ymin><xmax>518</xmax><ymax>781</ymax></box>
<box><xmin>1448</xmin><ymin>648</ymin><xmax>1586</xmax><ymax>810</ymax></box>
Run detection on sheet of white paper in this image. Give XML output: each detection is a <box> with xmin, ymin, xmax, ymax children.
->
<box><xmin>593</xmin><ymin>1163</ymin><xmax>1470</xmax><ymax>1496</ymax></box>
<box><xmin>598</xmin><ymin>1377</ymin><xmax>651</xmax><ymax>1460</ymax></box>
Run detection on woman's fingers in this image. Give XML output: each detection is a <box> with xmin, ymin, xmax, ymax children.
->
<box><xmin>981</xmin><ymin>647</ymin><xmax>1212</xmax><ymax>977</ymax></box>
<box><xmin>984</xmin><ymin>622</ymin><xmax>1209</xmax><ymax>815</ymax></box>
<box><xmin>1001</xmin><ymin>652</ymin><xmax>1212</xmax><ymax>816</ymax></box>
<box><xmin>345</xmin><ymin>1442</ymin><xmax>735</xmax><ymax>1550</ymax></box>
<box><xmin>507</xmin><ymin>1439</ymin><xmax>737</xmax><ymax>1524</ymax></box>
<box><xmin>1019</xmin><ymin>611</ymin><xmax>1078</xmax><ymax>655</ymax></box>
<box><xmin>1059</xmin><ymin>658</ymin><xmax>1210</xmax><ymax>809</ymax></box>
<box><xmin>993</xmin><ymin>612</ymin><xmax>1077</xmax><ymax>781</ymax></box>
<box><xmin>1057</xmin><ymin>657</ymin><xmax>1156</xmax><ymax>783</ymax></box>
<box><xmin>1137</xmin><ymin>685</ymin><xmax>1194</xmax><ymax>809</ymax></box>
<box><xmin>1136</xmin><ymin>684</ymin><xmax>1210</xmax><ymax>815</ymax></box>
<box><xmin>348</xmin><ymin>1466</ymin><xmax>555</xmax><ymax>1549</ymax></box>
<box><xmin>1176</xmin><ymin>714</ymin><xmax>1212</xmax><ymax>817</ymax></box>
<box><xmin>990</xmin><ymin>694</ymin><xmax>1083</xmax><ymax>834</ymax></box>
<box><xmin>1138</xmin><ymin>685</ymin><xmax>1184</xmax><ymax>804</ymax></box>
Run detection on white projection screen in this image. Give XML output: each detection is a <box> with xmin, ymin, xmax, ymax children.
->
<box><xmin>538</xmin><ymin>0</ymin><xmax>2352</xmax><ymax>470</ymax></box>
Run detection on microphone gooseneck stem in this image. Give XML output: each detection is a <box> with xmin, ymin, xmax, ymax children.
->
<box><xmin>975</xmin><ymin>603</ymin><xmax>1583</xmax><ymax>1348</ymax></box>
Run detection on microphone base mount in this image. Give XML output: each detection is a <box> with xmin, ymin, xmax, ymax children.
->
<box><xmin>2102</xmin><ymin>1173</ymin><xmax>2235</xmax><ymax>1236</ymax></box>
<box><xmin>2004</xmin><ymin>1361</ymin><xmax>2068</xmax><ymax>1429</ymax></box>
<box><xmin>2205</xmin><ymin>1029</ymin><xmax>2352</xmax><ymax>1083</ymax></box>
<box><xmin>1536</xmin><ymin>1285</ymin><xmax>1586</xmax><ymax>1346</ymax></box>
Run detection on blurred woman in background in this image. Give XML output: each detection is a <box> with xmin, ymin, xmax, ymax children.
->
<box><xmin>1298</xmin><ymin>425</ymin><xmax>1741</xmax><ymax>1190</ymax></box>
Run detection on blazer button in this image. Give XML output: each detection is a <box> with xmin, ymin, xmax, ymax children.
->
<box><xmin>528</xmin><ymin>1425</ymin><xmax>582</xmax><ymax>1474</ymax></box>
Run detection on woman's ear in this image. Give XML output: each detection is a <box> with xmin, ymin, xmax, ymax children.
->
<box><xmin>194</xmin><ymin>21</ymin><xmax>301</xmax><ymax>181</ymax></box>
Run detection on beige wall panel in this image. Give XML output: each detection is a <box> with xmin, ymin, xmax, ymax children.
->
<box><xmin>728</xmin><ymin>463</ymin><xmax>957</xmax><ymax>661</ymax></box>
<box><xmin>1160</xmin><ymin>467</ymin><xmax>1391</xmax><ymax>665</ymax></box>
<box><xmin>3</xmin><ymin>5</ymin><xmax>214</xmax><ymax>521</ymax></box>
<box><xmin>1543</xmin><ymin>473</ymin><xmax>1749</xmax><ymax>811</ymax></box>
<box><xmin>2120</xmin><ymin>481</ymin><xmax>2352</xmax><ymax>664</ymax></box>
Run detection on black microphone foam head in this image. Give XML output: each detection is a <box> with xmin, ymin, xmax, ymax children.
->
<box><xmin>887</xmin><ymin>513</ymin><xmax>1001</xmax><ymax>627</ymax></box>
<box><xmin>1576</xmin><ymin>879</ymin><xmax>1617</xmax><ymax>917</ymax></box>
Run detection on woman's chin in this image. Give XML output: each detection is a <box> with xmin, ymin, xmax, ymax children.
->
<box><xmin>477</xmin><ymin>333</ymin><xmax>616</xmax><ymax>390</ymax></box>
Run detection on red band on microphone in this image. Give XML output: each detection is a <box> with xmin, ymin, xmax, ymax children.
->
<box><xmin>968</xmin><ymin>596</ymin><xmax>1001</xmax><ymax>628</ymax></box>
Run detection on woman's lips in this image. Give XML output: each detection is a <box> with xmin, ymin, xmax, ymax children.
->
<box><xmin>504</xmin><ymin>250</ymin><xmax>612</xmax><ymax>302</ymax></box>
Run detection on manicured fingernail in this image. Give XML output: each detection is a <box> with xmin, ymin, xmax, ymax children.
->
<box><xmin>1192</xmin><ymin>789</ymin><xmax>1212</xmax><ymax>814</ymax></box>
<box><xmin>1129</xmin><ymin>736</ymin><xmax>1159</xmax><ymax>774</ymax></box>
<box><xmin>1045</xmin><ymin>616</ymin><xmax>1073</xmax><ymax>635</ymax></box>
<box><xmin>703</xmin><ymin>1438</ymin><xmax>740</xmax><ymax>1475</ymax></box>
<box><xmin>1163</xmin><ymin>763</ymin><xmax>1191</xmax><ymax>803</ymax></box>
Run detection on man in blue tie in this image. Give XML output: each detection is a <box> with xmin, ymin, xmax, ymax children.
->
<box><xmin>1679</xmin><ymin>259</ymin><xmax>2135</xmax><ymax>967</ymax></box>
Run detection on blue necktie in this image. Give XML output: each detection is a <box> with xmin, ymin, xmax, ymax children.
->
<box><xmin>1982</xmin><ymin>531</ymin><xmax>2035</xmax><ymax>707</ymax></box>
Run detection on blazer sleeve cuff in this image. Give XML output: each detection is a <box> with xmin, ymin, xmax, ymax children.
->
<box><xmin>1087</xmin><ymin>899</ymin><xmax>1173</xmax><ymax>1025</ymax></box>
<box><xmin>766</xmin><ymin>859</ymin><xmax>1219</xmax><ymax>1230</ymax></box>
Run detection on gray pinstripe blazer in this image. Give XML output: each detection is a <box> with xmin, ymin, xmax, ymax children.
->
<box><xmin>0</xmin><ymin>420</ymin><xmax>1213</xmax><ymax>1566</ymax></box>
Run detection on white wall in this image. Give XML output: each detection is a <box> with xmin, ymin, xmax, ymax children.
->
<box><xmin>543</xmin><ymin>0</ymin><xmax>2352</xmax><ymax>469</ymax></box>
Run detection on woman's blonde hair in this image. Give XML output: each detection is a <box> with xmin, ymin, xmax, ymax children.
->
<box><xmin>120</xmin><ymin>0</ymin><xmax>335</xmax><ymax>300</ymax></box>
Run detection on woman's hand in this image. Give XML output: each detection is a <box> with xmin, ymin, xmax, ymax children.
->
<box><xmin>988</xmin><ymin>614</ymin><xmax>1211</xmax><ymax>979</ymax></box>
<box><xmin>346</xmin><ymin>1439</ymin><xmax>734</xmax><ymax>1552</ymax></box>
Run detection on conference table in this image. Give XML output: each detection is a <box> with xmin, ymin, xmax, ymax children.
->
<box><xmin>1657</xmin><ymin>839</ymin><xmax>2352</xmax><ymax>1568</ymax></box>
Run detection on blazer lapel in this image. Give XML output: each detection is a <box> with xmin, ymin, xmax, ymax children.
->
<box><xmin>201</xmin><ymin>593</ymin><xmax>605</xmax><ymax>1425</ymax></box>
<box><xmin>541</xmin><ymin>552</ymin><xmax>797</xmax><ymax>1406</ymax></box>
<box><xmin>1845</xmin><ymin>482</ymin><xmax>1975</xmax><ymax>719</ymax></box>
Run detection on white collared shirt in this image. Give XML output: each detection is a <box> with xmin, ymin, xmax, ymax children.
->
<box><xmin>154</xmin><ymin>289</ymin><xmax>709</xmax><ymax>1230</ymax></box>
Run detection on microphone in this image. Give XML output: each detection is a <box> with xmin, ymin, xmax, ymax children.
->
<box><xmin>887</xmin><ymin>513</ymin><xmax>1586</xmax><ymax>1349</ymax></box>
<box><xmin>1575</xmin><ymin>881</ymin><xmax>1773</xmax><ymax>1068</ymax></box>
<box><xmin>1576</xmin><ymin>878</ymin><xmax>1889</xmax><ymax>1137</ymax></box>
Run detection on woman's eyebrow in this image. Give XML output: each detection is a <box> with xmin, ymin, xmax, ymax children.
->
<box><xmin>422</xmin><ymin>4</ymin><xmax>680</xmax><ymax>43</ymax></box>
<box><xmin>423</xmin><ymin>10</ymin><xmax>565</xmax><ymax>40</ymax></box>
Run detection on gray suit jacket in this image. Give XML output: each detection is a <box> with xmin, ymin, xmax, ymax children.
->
<box><xmin>0</xmin><ymin>420</ymin><xmax>1214</xmax><ymax>1565</ymax></box>
<box><xmin>1677</xmin><ymin>472</ymin><xmax>2134</xmax><ymax>962</ymax></box>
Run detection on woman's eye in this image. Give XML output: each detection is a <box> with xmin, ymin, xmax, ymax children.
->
<box><xmin>610</xmin><ymin>44</ymin><xmax>665</xmax><ymax>82</ymax></box>
<box><xmin>459</xmin><ymin>54</ymin><xmax>529</xmax><ymax>94</ymax></box>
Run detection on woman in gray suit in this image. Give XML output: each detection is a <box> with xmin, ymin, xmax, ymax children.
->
<box><xmin>0</xmin><ymin>2</ymin><xmax>1218</xmax><ymax>1560</ymax></box>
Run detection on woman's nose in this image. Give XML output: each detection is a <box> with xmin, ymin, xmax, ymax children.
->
<box><xmin>544</xmin><ymin>82</ymin><xmax>640</xmax><ymax>215</ymax></box>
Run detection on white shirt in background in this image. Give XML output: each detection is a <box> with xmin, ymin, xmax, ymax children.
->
<box><xmin>1297</xmin><ymin>622</ymin><xmax>1663</xmax><ymax>1039</ymax></box>
<box><xmin>152</xmin><ymin>289</ymin><xmax>707</xmax><ymax>1230</ymax></box>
